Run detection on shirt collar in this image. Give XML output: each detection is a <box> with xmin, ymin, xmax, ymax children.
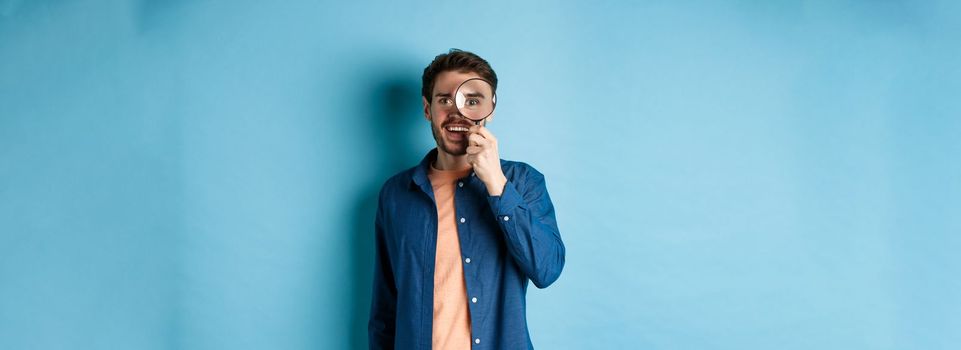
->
<box><xmin>410</xmin><ymin>148</ymin><xmax>475</xmax><ymax>191</ymax></box>
<box><xmin>409</xmin><ymin>148</ymin><xmax>435</xmax><ymax>191</ymax></box>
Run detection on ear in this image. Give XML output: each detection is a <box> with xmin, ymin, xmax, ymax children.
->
<box><xmin>423</xmin><ymin>97</ymin><xmax>431</xmax><ymax>122</ymax></box>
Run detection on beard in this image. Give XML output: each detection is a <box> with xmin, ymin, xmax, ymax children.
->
<box><xmin>431</xmin><ymin>121</ymin><xmax>468</xmax><ymax>156</ymax></box>
<box><xmin>430</xmin><ymin>115</ymin><xmax>475</xmax><ymax>156</ymax></box>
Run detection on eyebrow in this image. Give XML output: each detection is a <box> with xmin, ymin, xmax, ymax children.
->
<box><xmin>434</xmin><ymin>92</ymin><xmax>452</xmax><ymax>98</ymax></box>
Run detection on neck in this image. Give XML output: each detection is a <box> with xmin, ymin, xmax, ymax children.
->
<box><xmin>433</xmin><ymin>148</ymin><xmax>472</xmax><ymax>171</ymax></box>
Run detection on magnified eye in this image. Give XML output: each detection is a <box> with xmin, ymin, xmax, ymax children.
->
<box><xmin>467</xmin><ymin>99</ymin><xmax>479</xmax><ymax>106</ymax></box>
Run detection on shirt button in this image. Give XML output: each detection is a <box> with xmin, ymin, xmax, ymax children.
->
<box><xmin>465</xmin><ymin>257</ymin><xmax>471</xmax><ymax>264</ymax></box>
<box><xmin>460</xmin><ymin>217</ymin><xmax>466</xmax><ymax>223</ymax></box>
<box><xmin>472</xmin><ymin>297</ymin><xmax>478</xmax><ymax>303</ymax></box>
<box><xmin>503</xmin><ymin>216</ymin><xmax>510</xmax><ymax>221</ymax></box>
<box><xmin>458</xmin><ymin>182</ymin><xmax>464</xmax><ymax>188</ymax></box>
<box><xmin>475</xmin><ymin>338</ymin><xmax>481</xmax><ymax>344</ymax></box>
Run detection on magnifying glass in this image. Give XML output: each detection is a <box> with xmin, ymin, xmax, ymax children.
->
<box><xmin>454</xmin><ymin>78</ymin><xmax>496</xmax><ymax>125</ymax></box>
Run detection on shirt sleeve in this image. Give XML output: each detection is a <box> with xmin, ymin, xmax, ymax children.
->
<box><xmin>486</xmin><ymin>165</ymin><xmax>566</xmax><ymax>288</ymax></box>
<box><xmin>368</xmin><ymin>188</ymin><xmax>397</xmax><ymax>349</ymax></box>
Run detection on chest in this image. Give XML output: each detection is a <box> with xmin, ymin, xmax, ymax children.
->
<box><xmin>382</xmin><ymin>183</ymin><xmax>505</xmax><ymax>277</ymax></box>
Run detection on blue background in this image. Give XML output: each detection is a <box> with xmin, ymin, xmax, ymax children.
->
<box><xmin>2</xmin><ymin>0</ymin><xmax>959</xmax><ymax>349</ymax></box>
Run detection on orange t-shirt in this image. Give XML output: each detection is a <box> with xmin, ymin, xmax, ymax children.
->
<box><xmin>428</xmin><ymin>164</ymin><xmax>472</xmax><ymax>350</ymax></box>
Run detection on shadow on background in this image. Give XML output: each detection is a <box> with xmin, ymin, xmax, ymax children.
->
<box><xmin>348</xmin><ymin>69</ymin><xmax>424</xmax><ymax>350</ymax></box>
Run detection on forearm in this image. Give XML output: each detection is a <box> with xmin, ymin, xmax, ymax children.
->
<box><xmin>487</xmin><ymin>178</ymin><xmax>566</xmax><ymax>288</ymax></box>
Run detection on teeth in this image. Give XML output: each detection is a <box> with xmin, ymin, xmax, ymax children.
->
<box><xmin>447</xmin><ymin>126</ymin><xmax>469</xmax><ymax>132</ymax></box>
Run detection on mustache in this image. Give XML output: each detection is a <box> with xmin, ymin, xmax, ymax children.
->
<box><xmin>442</xmin><ymin>120</ymin><xmax>472</xmax><ymax>129</ymax></box>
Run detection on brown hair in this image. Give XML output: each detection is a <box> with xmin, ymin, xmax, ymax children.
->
<box><xmin>422</xmin><ymin>49</ymin><xmax>498</xmax><ymax>103</ymax></box>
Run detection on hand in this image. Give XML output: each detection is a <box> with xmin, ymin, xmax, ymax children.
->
<box><xmin>466</xmin><ymin>125</ymin><xmax>508</xmax><ymax>196</ymax></box>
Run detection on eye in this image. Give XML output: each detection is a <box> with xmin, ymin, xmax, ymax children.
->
<box><xmin>437</xmin><ymin>97</ymin><xmax>451</xmax><ymax>105</ymax></box>
<box><xmin>467</xmin><ymin>99</ymin><xmax>479</xmax><ymax>106</ymax></box>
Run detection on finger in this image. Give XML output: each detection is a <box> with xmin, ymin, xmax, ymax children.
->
<box><xmin>468</xmin><ymin>133</ymin><xmax>489</xmax><ymax>147</ymax></box>
<box><xmin>469</xmin><ymin>125</ymin><xmax>497</xmax><ymax>142</ymax></box>
<box><xmin>466</xmin><ymin>146</ymin><xmax>483</xmax><ymax>154</ymax></box>
<box><xmin>467</xmin><ymin>126</ymin><xmax>486</xmax><ymax>146</ymax></box>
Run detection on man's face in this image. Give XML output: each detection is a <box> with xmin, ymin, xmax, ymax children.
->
<box><xmin>423</xmin><ymin>70</ymin><xmax>491</xmax><ymax>156</ymax></box>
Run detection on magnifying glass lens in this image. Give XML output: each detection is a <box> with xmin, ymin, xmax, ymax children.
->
<box><xmin>454</xmin><ymin>79</ymin><xmax>496</xmax><ymax>123</ymax></box>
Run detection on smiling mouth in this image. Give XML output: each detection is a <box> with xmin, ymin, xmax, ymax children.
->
<box><xmin>445</xmin><ymin>125</ymin><xmax>470</xmax><ymax>133</ymax></box>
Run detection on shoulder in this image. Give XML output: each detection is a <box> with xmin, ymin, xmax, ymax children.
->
<box><xmin>378</xmin><ymin>166</ymin><xmax>417</xmax><ymax>201</ymax></box>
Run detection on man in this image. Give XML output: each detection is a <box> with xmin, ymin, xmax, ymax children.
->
<box><xmin>369</xmin><ymin>49</ymin><xmax>565</xmax><ymax>350</ymax></box>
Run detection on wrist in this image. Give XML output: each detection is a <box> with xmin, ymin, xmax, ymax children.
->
<box><xmin>486</xmin><ymin>174</ymin><xmax>507</xmax><ymax>196</ymax></box>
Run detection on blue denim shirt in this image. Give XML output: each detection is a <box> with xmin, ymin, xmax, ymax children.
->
<box><xmin>369</xmin><ymin>148</ymin><xmax>566</xmax><ymax>349</ymax></box>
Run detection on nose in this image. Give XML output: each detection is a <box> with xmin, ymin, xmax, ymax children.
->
<box><xmin>442</xmin><ymin>102</ymin><xmax>466</xmax><ymax>119</ymax></box>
